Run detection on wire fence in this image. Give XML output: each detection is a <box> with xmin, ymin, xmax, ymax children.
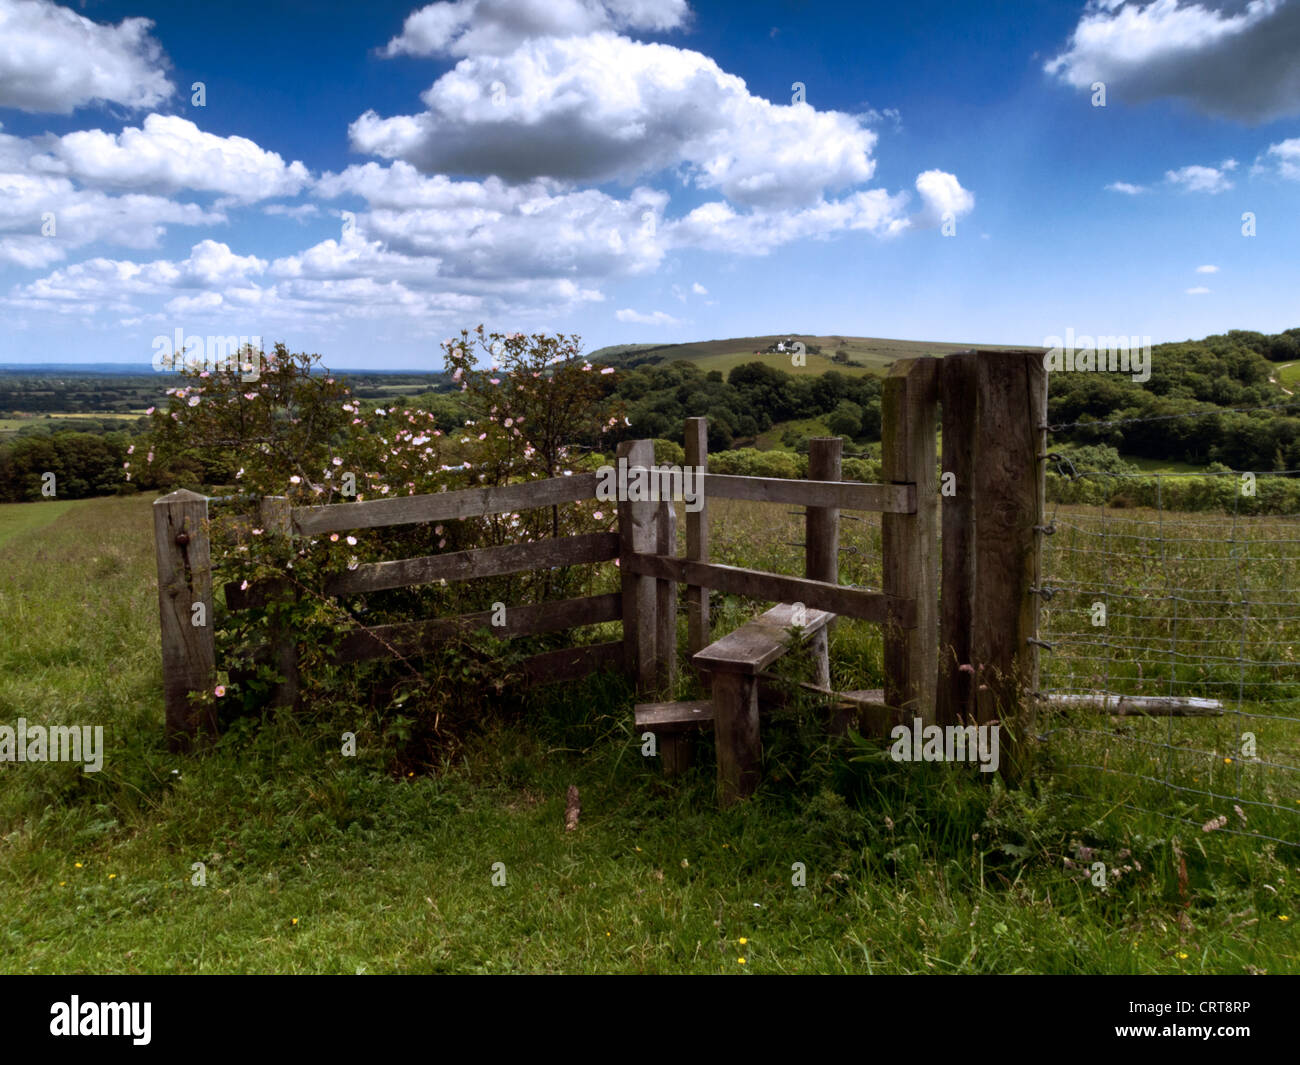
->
<box><xmin>1038</xmin><ymin>411</ymin><xmax>1300</xmax><ymax>848</ymax></box>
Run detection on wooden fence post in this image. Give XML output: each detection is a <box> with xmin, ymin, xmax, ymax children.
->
<box><xmin>968</xmin><ymin>351</ymin><xmax>1044</xmax><ymax>784</ymax></box>
<box><xmin>617</xmin><ymin>439</ymin><xmax>658</xmax><ymax>694</ymax></box>
<box><xmin>153</xmin><ymin>489</ymin><xmax>216</xmax><ymax>751</ymax></box>
<box><xmin>938</xmin><ymin>352</ymin><xmax>977</xmax><ymax>727</ymax></box>
<box><xmin>655</xmin><ymin>498</ymin><xmax>678</xmax><ymax>696</ymax></box>
<box><xmin>805</xmin><ymin>437</ymin><xmax>841</xmax><ymax>689</ymax></box>
<box><xmin>261</xmin><ymin>496</ymin><xmax>300</xmax><ymax>710</ymax></box>
<box><xmin>881</xmin><ymin>358</ymin><xmax>940</xmax><ymax>731</ymax></box>
<box><xmin>684</xmin><ymin>417</ymin><xmax>710</xmax><ymax>662</ymax></box>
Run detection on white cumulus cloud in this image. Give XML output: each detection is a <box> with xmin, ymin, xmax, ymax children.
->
<box><xmin>0</xmin><ymin>0</ymin><xmax>173</xmax><ymax>113</ymax></box>
<box><xmin>1045</xmin><ymin>0</ymin><xmax>1300</xmax><ymax>123</ymax></box>
<box><xmin>382</xmin><ymin>0</ymin><xmax>689</xmax><ymax>57</ymax></box>
<box><xmin>29</xmin><ymin>115</ymin><xmax>311</xmax><ymax>202</ymax></box>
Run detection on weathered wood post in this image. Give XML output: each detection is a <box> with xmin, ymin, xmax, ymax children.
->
<box><xmin>805</xmin><ymin>437</ymin><xmax>841</xmax><ymax>690</ymax></box>
<box><xmin>153</xmin><ymin>489</ymin><xmax>216</xmax><ymax>750</ymax></box>
<box><xmin>881</xmin><ymin>358</ymin><xmax>940</xmax><ymax>731</ymax></box>
<box><xmin>684</xmin><ymin>417</ymin><xmax>710</xmax><ymax>661</ymax></box>
<box><xmin>938</xmin><ymin>352</ymin><xmax>977</xmax><ymax>727</ymax></box>
<box><xmin>654</xmin><ymin>496</ymin><xmax>678</xmax><ymax>696</ymax></box>
<box><xmin>711</xmin><ymin>668</ymin><xmax>761</xmax><ymax>806</ymax></box>
<box><xmin>260</xmin><ymin>496</ymin><xmax>300</xmax><ymax>710</ymax></box>
<box><xmin>969</xmin><ymin>351</ymin><xmax>1045</xmax><ymax>784</ymax></box>
<box><xmin>617</xmin><ymin>439</ymin><xmax>658</xmax><ymax>694</ymax></box>
<box><xmin>937</xmin><ymin>350</ymin><xmax>1044</xmax><ymax>782</ymax></box>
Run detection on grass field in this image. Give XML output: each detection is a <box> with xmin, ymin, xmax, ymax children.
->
<box><xmin>0</xmin><ymin>498</ymin><xmax>76</xmax><ymax>547</ymax></box>
<box><xmin>0</xmin><ymin>494</ymin><xmax>1296</xmax><ymax>973</ymax></box>
<box><xmin>1277</xmin><ymin>362</ymin><xmax>1300</xmax><ymax>391</ymax></box>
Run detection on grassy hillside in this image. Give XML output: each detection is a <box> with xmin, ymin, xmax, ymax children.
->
<box><xmin>590</xmin><ymin>334</ymin><xmax>1040</xmax><ymax>378</ymax></box>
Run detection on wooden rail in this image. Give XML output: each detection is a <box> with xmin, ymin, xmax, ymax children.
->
<box><xmin>291</xmin><ymin>473</ymin><xmax>601</xmax><ymax>534</ymax></box>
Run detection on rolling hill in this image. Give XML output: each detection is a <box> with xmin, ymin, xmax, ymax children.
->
<box><xmin>588</xmin><ymin>334</ymin><xmax>1044</xmax><ymax>377</ymax></box>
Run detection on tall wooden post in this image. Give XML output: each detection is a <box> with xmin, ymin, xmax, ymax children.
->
<box><xmin>684</xmin><ymin>417</ymin><xmax>710</xmax><ymax>662</ymax></box>
<box><xmin>617</xmin><ymin>439</ymin><xmax>658</xmax><ymax>694</ymax></box>
<box><xmin>655</xmin><ymin>499</ymin><xmax>678</xmax><ymax>696</ymax></box>
<box><xmin>938</xmin><ymin>352</ymin><xmax>977</xmax><ymax>727</ymax></box>
<box><xmin>260</xmin><ymin>496</ymin><xmax>300</xmax><ymax>710</ymax></box>
<box><xmin>805</xmin><ymin>437</ymin><xmax>841</xmax><ymax>689</ymax></box>
<box><xmin>153</xmin><ymin>489</ymin><xmax>216</xmax><ymax>751</ymax></box>
<box><xmin>969</xmin><ymin>351</ymin><xmax>1044</xmax><ymax>784</ymax></box>
<box><xmin>881</xmin><ymin>358</ymin><xmax>940</xmax><ymax>730</ymax></box>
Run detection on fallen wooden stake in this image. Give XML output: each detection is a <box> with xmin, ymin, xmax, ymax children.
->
<box><xmin>1041</xmin><ymin>692</ymin><xmax>1223</xmax><ymax>717</ymax></box>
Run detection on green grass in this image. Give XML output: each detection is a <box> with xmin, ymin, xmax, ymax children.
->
<box><xmin>1276</xmin><ymin>362</ymin><xmax>1300</xmax><ymax>391</ymax></box>
<box><xmin>0</xmin><ymin>498</ymin><xmax>76</xmax><ymax>547</ymax></box>
<box><xmin>0</xmin><ymin>494</ymin><xmax>1296</xmax><ymax>973</ymax></box>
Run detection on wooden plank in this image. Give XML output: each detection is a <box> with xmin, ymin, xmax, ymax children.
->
<box><xmin>693</xmin><ymin>605</ymin><xmax>834</xmax><ymax>674</ymax></box>
<box><xmin>153</xmin><ymin>489</ymin><xmax>216</xmax><ymax>751</ymax></box>
<box><xmin>292</xmin><ymin>472</ymin><xmax>600</xmax><ymax>534</ymax></box>
<box><xmin>624</xmin><ymin>555</ymin><xmax>913</xmax><ymax>627</ymax></box>
<box><xmin>805</xmin><ymin>438</ymin><xmax>841</xmax><ymax>690</ymax></box>
<box><xmin>971</xmin><ymin>351</ymin><xmax>1043</xmax><ymax>785</ymax></box>
<box><xmin>618</xmin><ymin>439</ymin><xmax>658</xmax><ymax>694</ymax></box>
<box><xmin>684</xmin><ymin>417</ymin><xmax>710</xmax><ymax>659</ymax></box>
<box><xmin>333</xmin><ymin>593</ymin><xmax>622</xmax><ymax>663</ymax></box>
<box><xmin>260</xmin><ymin>496</ymin><xmax>299</xmax><ymax>710</ymax></box>
<box><xmin>713</xmin><ymin>670</ymin><xmax>761</xmax><ymax>807</ymax></box>
<box><xmin>1042</xmin><ymin>693</ymin><xmax>1223</xmax><ymax>716</ymax></box>
<box><xmin>634</xmin><ymin>699</ymin><xmax>715</xmax><ymax>731</ymax></box>
<box><xmin>655</xmin><ymin>499</ymin><xmax>678</xmax><ymax>695</ymax></box>
<box><xmin>521</xmin><ymin>640</ymin><xmax>623</xmax><ymax>687</ymax></box>
<box><xmin>939</xmin><ymin>351</ymin><xmax>977</xmax><ymax>727</ymax></box>
<box><xmin>703</xmin><ymin>473</ymin><xmax>913</xmax><ymax>513</ymax></box>
<box><xmin>882</xmin><ymin>357</ymin><xmax>940</xmax><ymax>731</ymax></box>
<box><xmin>325</xmin><ymin>531</ymin><xmax>618</xmax><ymax>595</ymax></box>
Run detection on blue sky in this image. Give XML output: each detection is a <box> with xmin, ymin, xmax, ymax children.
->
<box><xmin>1</xmin><ymin>0</ymin><xmax>1298</xmax><ymax>368</ymax></box>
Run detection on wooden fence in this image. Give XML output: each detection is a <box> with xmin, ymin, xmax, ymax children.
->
<box><xmin>153</xmin><ymin>350</ymin><xmax>1045</xmax><ymax>786</ymax></box>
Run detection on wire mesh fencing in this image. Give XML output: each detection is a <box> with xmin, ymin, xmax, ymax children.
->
<box><xmin>1037</xmin><ymin>419</ymin><xmax>1300</xmax><ymax>847</ymax></box>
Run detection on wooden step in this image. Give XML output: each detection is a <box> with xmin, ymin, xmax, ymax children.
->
<box><xmin>692</xmin><ymin>603</ymin><xmax>835</xmax><ymax>675</ymax></box>
<box><xmin>634</xmin><ymin>699</ymin><xmax>715</xmax><ymax>731</ymax></box>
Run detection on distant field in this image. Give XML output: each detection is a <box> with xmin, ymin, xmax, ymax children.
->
<box><xmin>1277</xmin><ymin>362</ymin><xmax>1300</xmax><ymax>390</ymax></box>
<box><xmin>591</xmin><ymin>334</ymin><xmax>1042</xmax><ymax>378</ymax></box>
<box><xmin>753</xmin><ymin>416</ymin><xmax>832</xmax><ymax>450</ymax></box>
<box><xmin>0</xmin><ymin>499</ymin><xmax>76</xmax><ymax>548</ymax></box>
